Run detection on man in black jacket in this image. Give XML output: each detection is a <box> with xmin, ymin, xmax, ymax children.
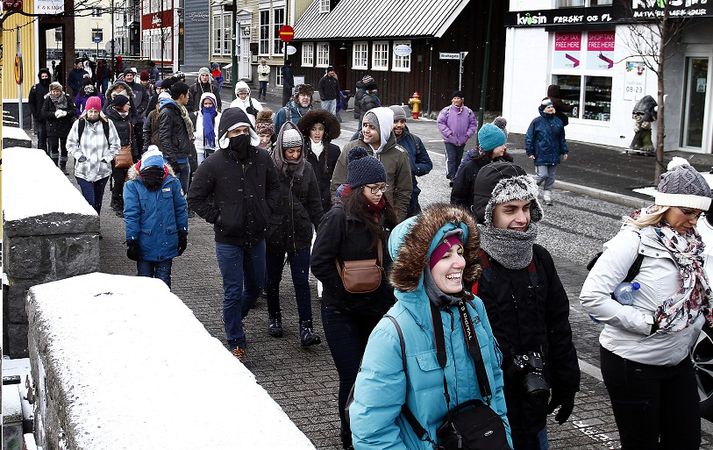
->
<box><xmin>317</xmin><ymin>66</ymin><xmax>339</xmax><ymax>115</ymax></box>
<box><xmin>123</xmin><ymin>68</ymin><xmax>149</xmax><ymax>153</ymax></box>
<box><xmin>472</xmin><ymin>161</ymin><xmax>580</xmax><ymax>449</ymax></box>
<box><xmin>187</xmin><ymin>107</ymin><xmax>279</xmax><ymax>362</ymax></box>
<box><xmin>159</xmin><ymin>81</ymin><xmax>195</xmax><ymax>194</ymax></box>
<box><xmin>29</xmin><ymin>68</ymin><xmax>52</xmax><ymax>153</ymax></box>
<box><xmin>67</xmin><ymin>59</ymin><xmax>89</xmax><ymax>97</ymax></box>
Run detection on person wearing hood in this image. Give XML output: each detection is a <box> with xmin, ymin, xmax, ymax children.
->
<box><xmin>105</xmin><ymin>93</ymin><xmax>136</xmax><ymax>216</ymax></box>
<box><xmin>68</xmin><ymin>58</ymin><xmax>89</xmax><ymax>97</ymax></box>
<box><xmin>437</xmin><ymin>90</ymin><xmax>477</xmax><ymax>182</ymax></box>
<box><xmin>188</xmin><ymin>67</ymin><xmax>221</xmax><ymax>113</ymax></box>
<box><xmin>29</xmin><ymin>68</ymin><xmax>52</xmax><ymax>153</ymax></box>
<box><xmin>66</xmin><ymin>96</ymin><xmax>121</xmax><ymax>214</ymax></box>
<box><xmin>581</xmin><ymin>161</ymin><xmax>712</xmax><ymax>450</ymax></box>
<box><xmin>450</xmin><ymin>122</ymin><xmax>511</xmax><ymax>212</ymax></box>
<box><xmin>311</xmin><ymin>147</ymin><xmax>398</xmax><ymax>449</ymax></box>
<box><xmin>255</xmin><ymin>109</ymin><xmax>276</xmax><ymax>152</ymax></box>
<box><xmin>74</xmin><ymin>79</ymin><xmax>103</xmax><ymax>115</ymax></box>
<box><xmin>546</xmin><ymin>84</ymin><xmax>573</xmax><ymax>127</ymax></box>
<box><xmin>472</xmin><ymin>161</ymin><xmax>580</xmax><ymax>449</ymax></box>
<box><xmin>124</xmin><ymin>147</ymin><xmax>188</xmax><ymax>289</ymax></box>
<box><xmin>41</xmin><ymin>81</ymin><xmax>76</xmax><ymax>173</ymax></box>
<box><xmin>192</xmin><ymin>92</ymin><xmax>222</xmax><ymax>164</ymax></box>
<box><xmin>159</xmin><ymin>81</ymin><xmax>196</xmax><ymax>195</ymax></box>
<box><xmin>229</xmin><ymin>80</ymin><xmax>263</xmax><ymax>125</ymax></box>
<box><xmin>526</xmin><ymin>98</ymin><xmax>568</xmax><ymax>206</ymax></box>
<box><xmin>273</xmin><ymin>83</ymin><xmax>313</xmax><ymax>133</ymax></box>
<box><xmin>389</xmin><ymin>105</ymin><xmax>432</xmax><ymax>217</ymax></box>
<box><xmin>331</xmin><ymin>107</ymin><xmax>413</xmax><ymax>222</ymax></box>
<box><xmin>187</xmin><ymin>107</ymin><xmax>280</xmax><ymax>362</ymax></box>
<box><xmin>104</xmin><ymin>80</ymin><xmax>137</xmax><ymax>120</ymax></box>
<box><xmin>297</xmin><ymin>110</ymin><xmax>342</xmax><ymax>213</ymax></box>
<box><xmin>349</xmin><ymin>203</ymin><xmax>511</xmax><ymax>449</ymax></box>
<box><xmin>264</xmin><ymin>123</ymin><xmax>324</xmax><ymax>346</ymax></box>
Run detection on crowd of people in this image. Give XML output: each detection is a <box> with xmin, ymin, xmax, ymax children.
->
<box><xmin>27</xmin><ymin>61</ymin><xmax>712</xmax><ymax>450</ymax></box>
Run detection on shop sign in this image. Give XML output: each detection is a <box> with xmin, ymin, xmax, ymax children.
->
<box><xmin>35</xmin><ymin>0</ymin><xmax>63</xmax><ymax>14</ymax></box>
<box><xmin>506</xmin><ymin>6</ymin><xmax>618</xmax><ymax>27</ymax></box>
<box><xmin>587</xmin><ymin>31</ymin><xmax>615</xmax><ymax>70</ymax></box>
<box><xmin>624</xmin><ymin>61</ymin><xmax>646</xmax><ymax>101</ymax></box>
<box><xmin>553</xmin><ymin>32</ymin><xmax>581</xmax><ymax>70</ymax></box>
<box><xmin>630</xmin><ymin>0</ymin><xmax>713</xmax><ymax>19</ymax></box>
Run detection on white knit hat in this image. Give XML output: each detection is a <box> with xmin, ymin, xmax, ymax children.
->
<box><xmin>655</xmin><ymin>158</ymin><xmax>712</xmax><ymax>210</ymax></box>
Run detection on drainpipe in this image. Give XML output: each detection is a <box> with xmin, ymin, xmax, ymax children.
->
<box><xmin>478</xmin><ymin>0</ymin><xmax>493</xmax><ymax>129</ymax></box>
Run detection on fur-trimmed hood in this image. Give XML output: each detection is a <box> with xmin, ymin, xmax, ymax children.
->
<box><xmin>297</xmin><ymin>109</ymin><xmax>341</xmax><ymax>143</ymax></box>
<box><xmin>127</xmin><ymin>160</ymin><xmax>176</xmax><ymax>181</ymax></box>
<box><xmin>389</xmin><ymin>203</ymin><xmax>481</xmax><ymax>294</ymax></box>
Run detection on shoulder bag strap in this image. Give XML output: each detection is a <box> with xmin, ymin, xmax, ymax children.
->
<box><xmin>429</xmin><ymin>303</ymin><xmax>451</xmax><ymax>406</ymax></box>
<box><xmin>456</xmin><ymin>301</ymin><xmax>492</xmax><ymax>402</ymax></box>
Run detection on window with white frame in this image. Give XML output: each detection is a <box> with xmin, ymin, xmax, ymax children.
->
<box><xmin>352</xmin><ymin>41</ymin><xmax>368</xmax><ymax>70</ymax></box>
<box><xmin>371</xmin><ymin>41</ymin><xmax>389</xmax><ymax>71</ymax></box>
<box><xmin>211</xmin><ymin>13</ymin><xmax>233</xmax><ymax>57</ymax></box>
<box><xmin>272</xmin><ymin>7</ymin><xmax>285</xmax><ymax>55</ymax></box>
<box><xmin>142</xmin><ymin>29</ymin><xmax>151</xmax><ymax>58</ymax></box>
<box><xmin>142</xmin><ymin>0</ymin><xmax>148</xmax><ymax>15</ymax></box>
<box><xmin>392</xmin><ymin>40</ymin><xmax>411</xmax><ymax>72</ymax></box>
<box><xmin>222</xmin><ymin>16</ymin><xmax>232</xmax><ymax>55</ymax></box>
<box><xmin>302</xmin><ymin>42</ymin><xmax>314</xmax><ymax>67</ymax></box>
<box><xmin>319</xmin><ymin>0</ymin><xmax>329</xmax><ymax>13</ymax></box>
<box><xmin>150</xmin><ymin>0</ymin><xmax>159</xmax><ymax>13</ymax></box>
<box><xmin>276</xmin><ymin>68</ymin><xmax>283</xmax><ymax>87</ymax></box>
<box><xmin>212</xmin><ymin>14</ymin><xmax>221</xmax><ymax>56</ymax></box>
<box><xmin>316</xmin><ymin>42</ymin><xmax>329</xmax><ymax>67</ymax></box>
<box><xmin>259</xmin><ymin>9</ymin><xmax>270</xmax><ymax>55</ymax></box>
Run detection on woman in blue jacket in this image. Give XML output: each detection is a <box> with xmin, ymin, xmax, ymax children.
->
<box><xmin>525</xmin><ymin>98</ymin><xmax>568</xmax><ymax>206</ymax></box>
<box><xmin>124</xmin><ymin>146</ymin><xmax>189</xmax><ymax>288</ymax></box>
<box><xmin>349</xmin><ymin>203</ymin><xmax>511</xmax><ymax>449</ymax></box>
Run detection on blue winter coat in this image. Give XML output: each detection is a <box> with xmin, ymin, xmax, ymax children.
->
<box><xmin>395</xmin><ymin>126</ymin><xmax>433</xmax><ymax>198</ymax></box>
<box><xmin>349</xmin><ymin>210</ymin><xmax>511</xmax><ymax>449</ymax></box>
<box><xmin>123</xmin><ymin>164</ymin><xmax>188</xmax><ymax>262</ymax></box>
<box><xmin>525</xmin><ymin>106</ymin><xmax>568</xmax><ymax>166</ymax></box>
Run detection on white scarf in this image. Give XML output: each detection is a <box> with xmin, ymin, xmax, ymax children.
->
<box><xmin>311</xmin><ymin>139</ymin><xmax>323</xmax><ymax>158</ymax></box>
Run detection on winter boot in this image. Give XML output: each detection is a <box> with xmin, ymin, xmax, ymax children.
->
<box><xmin>299</xmin><ymin>320</ymin><xmax>321</xmax><ymax>347</ymax></box>
<box><xmin>268</xmin><ymin>313</ymin><xmax>283</xmax><ymax>338</ymax></box>
<box><xmin>543</xmin><ymin>190</ymin><xmax>553</xmax><ymax>206</ymax></box>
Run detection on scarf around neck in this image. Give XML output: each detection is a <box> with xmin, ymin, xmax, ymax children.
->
<box><xmin>478</xmin><ymin>223</ymin><xmax>538</xmax><ymax>270</ymax></box>
<box><xmin>653</xmin><ymin>224</ymin><xmax>712</xmax><ymax>332</ymax></box>
<box><xmin>424</xmin><ymin>267</ymin><xmax>465</xmax><ymax>308</ymax></box>
<box><xmin>50</xmin><ymin>92</ymin><xmax>68</xmax><ymax>109</ymax></box>
<box><xmin>201</xmin><ymin>106</ymin><xmax>217</xmax><ymax>148</ymax></box>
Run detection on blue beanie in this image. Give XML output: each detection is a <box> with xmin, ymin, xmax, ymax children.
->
<box><xmin>477</xmin><ymin>123</ymin><xmax>507</xmax><ymax>152</ymax></box>
<box><xmin>346</xmin><ymin>147</ymin><xmax>386</xmax><ymax>189</ymax></box>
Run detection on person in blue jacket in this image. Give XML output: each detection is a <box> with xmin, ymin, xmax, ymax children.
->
<box><xmin>525</xmin><ymin>98</ymin><xmax>568</xmax><ymax>206</ymax></box>
<box><xmin>349</xmin><ymin>203</ymin><xmax>511</xmax><ymax>449</ymax></box>
<box><xmin>124</xmin><ymin>146</ymin><xmax>189</xmax><ymax>288</ymax></box>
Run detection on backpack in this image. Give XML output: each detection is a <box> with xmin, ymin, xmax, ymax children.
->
<box><xmin>78</xmin><ymin>118</ymin><xmax>110</xmax><ymax>146</ymax></box>
<box><xmin>586</xmin><ymin>244</ymin><xmax>644</xmax><ymax>284</ymax></box>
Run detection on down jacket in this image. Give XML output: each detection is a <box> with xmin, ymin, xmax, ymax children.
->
<box><xmin>123</xmin><ymin>163</ymin><xmax>188</xmax><ymax>262</ymax></box>
<box><xmin>159</xmin><ymin>100</ymin><xmax>196</xmax><ymax>164</ymax></box>
<box><xmin>525</xmin><ymin>106</ymin><xmax>568</xmax><ymax>166</ymax></box>
<box><xmin>41</xmin><ymin>94</ymin><xmax>76</xmax><ymax>137</ymax></box>
<box><xmin>349</xmin><ymin>204</ymin><xmax>511</xmax><ymax>449</ymax></box>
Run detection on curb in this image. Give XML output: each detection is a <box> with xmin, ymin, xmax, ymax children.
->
<box><xmin>554</xmin><ymin>180</ymin><xmax>650</xmax><ymax>209</ymax></box>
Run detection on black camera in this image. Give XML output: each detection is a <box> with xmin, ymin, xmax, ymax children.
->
<box><xmin>507</xmin><ymin>351</ymin><xmax>550</xmax><ymax>403</ymax></box>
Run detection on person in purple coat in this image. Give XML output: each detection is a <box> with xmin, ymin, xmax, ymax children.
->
<box><xmin>437</xmin><ymin>90</ymin><xmax>477</xmax><ymax>182</ymax></box>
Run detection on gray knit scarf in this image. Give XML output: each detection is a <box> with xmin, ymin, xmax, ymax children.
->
<box><xmin>478</xmin><ymin>223</ymin><xmax>539</xmax><ymax>270</ymax></box>
<box><xmin>49</xmin><ymin>92</ymin><xmax>68</xmax><ymax>109</ymax></box>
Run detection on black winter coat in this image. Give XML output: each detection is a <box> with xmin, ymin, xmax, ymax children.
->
<box><xmin>188</xmin><ymin>147</ymin><xmax>280</xmax><ymax>246</ymax></box>
<box><xmin>311</xmin><ymin>204</ymin><xmax>395</xmax><ymax>316</ymax></box>
<box><xmin>476</xmin><ymin>244</ymin><xmax>580</xmax><ymax>435</ymax></box>
<box><xmin>105</xmin><ymin>107</ymin><xmax>137</xmax><ymax>158</ymax></box>
<box><xmin>318</xmin><ymin>75</ymin><xmax>339</xmax><ymax>101</ymax></box>
<box><xmin>126</xmin><ymin>81</ymin><xmax>149</xmax><ymax>121</ymax></box>
<box><xmin>266</xmin><ymin>162</ymin><xmax>323</xmax><ymax>252</ymax></box>
<box><xmin>29</xmin><ymin>82</ymin><xmax>50</xmax><ymax>120</ymax></box>
<box><xmin>353</xmin><ymin>81</ymin><xmax>365</xmax><ymax>119</ymax></box>
<box><xmin>187</xmin><ymin>81</ymin><xmax>221</xmax><ymax>113</ymax></box>
<box><xmin>358</xmin><ymin>92</ymin><xmax>381</xmax><ymax>122</ymax></box>
<box><xmin>159</xmin><ymin>102</ymin><xmax>195</xmax><ymax>163</ymax></box>
<box><xmin>450</xmin><ymin>151</ymin><xmax>513</xmax><ymax>211</ymax></box>
<box><xmin>40</xmin><ymin>94</ymin><xmax>76</xmax><ymax>138</ymax></box>
<box><xmin>304</xmin><ymin>140</ymin><xmax>341</xmax><ymax>212</ymax></box>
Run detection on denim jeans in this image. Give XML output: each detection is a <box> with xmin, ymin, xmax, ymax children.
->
<box><xmin>512</xmin><ymin>427</ymin><xmax>548</xmax><ymax>450</ymax></box>
<box><xmin>176</xmin><ymin>162</ymin><xmax>191</xmax><ymax>196</ymax></box>
<box><xmin>215</xmin><ymin>240</ymin><xmax>266</xmax><ymax>349</ymax></box>
<box><xmin>321</xmin><ymin>304</ymin><xmax>381</xmax><ymax>448</ymax></box>
<box><xmin>259</xmin><ymin>81</ymin><xmax>268</xmax><ymax>99</ymax></box>
<box><xmin>534</xmin><ymin>165</ymin><xmax>557</xmax><ymax>191</ymax></box>
<box><xmin>137</xmin><ymin>259</ymin><xmax>173</xmax><ymax>288</ymax></box>
<box><xmin>444</xmin><ymin>142</ymin><xmax>465</xmax><ymax>179</ymax></box>
<box><xmin>266</xmin><ymin>245</ymin><xmax>313</xmax><ymax>322</ymax></box>
<box><xmin>321</xmin><ymin>99</ymin><xmax>337</xmax><ymax>115</ymax></box>
<box><xmin>76</xmin><ymin>176</ymin><xmax>109</xmax><ymax>213</ymax></box>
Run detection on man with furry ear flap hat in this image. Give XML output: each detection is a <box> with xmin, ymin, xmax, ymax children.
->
<box><xmin>472</xmin><ymin>161</ymin><xmax>580</xmax><ymax>449</ymax></box>
<box><xmin>188</xmin><ymin>107</ymin><xmax>280</xmax><ymax>362</ymax></box>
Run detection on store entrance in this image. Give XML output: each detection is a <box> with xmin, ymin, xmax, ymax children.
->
<box><xmin>681</xmin><ymin>57</ymin><xmax>710</xmax><ymax>152</ymax></box>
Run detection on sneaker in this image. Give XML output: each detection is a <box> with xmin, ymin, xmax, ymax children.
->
<box><xmin>299</xmin><ymin>320</ymin><xmax>321</xmax><ymax>347</ymax></box>
<box><xmin>543</xmin><ymin>190</ymin><xmax>553</xmax><ymax>206</ymax></box>
<box><xmin>268</xmin><ymin>314</ymin><xmax>283</xmax><ymax>338</ymax></box>
<box><xmin>231</xmin><ymin>346</ymin><xmax>246</xmax><ymax>362</ymax></box>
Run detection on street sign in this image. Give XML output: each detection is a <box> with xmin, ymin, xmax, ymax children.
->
<box><xmin>286</xmin><ymin>45</ymin><xmax>297</xmax><ymax>55</ymax></box>
<box><xmin>14</xmin><ymin>52</ymin><xmax>22</xmax><ymax>85</ymax></box>
<box><xmin>278</xmin><ymin>25</ymin><xmax>294</xmax><ymax>42</ymax></box>
<box><xmin>439</xmin><ymin>52</ymin><xmax>460</xmax><ymax>60</ymax></box>
<box><xmin>93</xmin><ymin>36</ymin><xmax>102</xmax><ymax>43</ymax></box>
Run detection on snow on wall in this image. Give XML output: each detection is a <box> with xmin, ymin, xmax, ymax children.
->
<box><xmin>27</xmin><ymin>273</ymin><xmax>316</xmax><ymax>450</ymax></box>
<box><xmin>3</xmin><ymin>147</ymin><xmax>96</xmax><ymax>223</ymax></box>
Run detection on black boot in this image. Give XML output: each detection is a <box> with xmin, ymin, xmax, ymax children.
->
<box><xmin>268</xmin><ymin>313</ymin><xmax>283</xmax><ymax>338</ymax></box>
<box><xmin>299</xmin><ymin>320</ymin><xmax>321</xmax><ymax>347</ymax></box>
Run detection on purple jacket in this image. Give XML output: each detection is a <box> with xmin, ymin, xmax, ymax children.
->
<box><xmin>437</xmin><ymin>105</ymin><xmax>477</xmax><ymax>146</ymax></box>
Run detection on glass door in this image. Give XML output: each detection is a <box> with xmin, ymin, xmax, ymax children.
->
<box><xmin>682</xmin><ymin>57</ymin><xmax>709</xmax><ymax>149</ymax></box>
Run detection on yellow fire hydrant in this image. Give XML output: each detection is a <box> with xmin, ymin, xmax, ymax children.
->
<box><xmin>408</xmin><ymin>91</ymin><xmax>421</xmax><ymax>119</ymax></box>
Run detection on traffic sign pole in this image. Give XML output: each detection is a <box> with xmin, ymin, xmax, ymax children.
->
<box><xmin>16</xmin><ymin>25</ymin><xmax>23</xmax><ymax>129</ymax></box>
<box><xmin>278</xmin><ymin>25</ymin><xmax>294</xmax><ymax>95</ymax></box>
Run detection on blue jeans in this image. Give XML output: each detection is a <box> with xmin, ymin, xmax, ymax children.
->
<box><xmin>177</xmin><ymin>162</ymin><xmax>191</xmax><ymax>196</ymax></box>
<box><xmin>137</xmin><ymin>259</ymin><xmax>173</xmax><ymax>288</ymax></box>
<box><xmin>76</xmin><ymin>176</ymin><xmax>109</xmax><ymax>213</ymax></box>
<box><xmin>534</xmin><ymin>165</ymin><xmax>557</xmax><ymax>191</ymax></box>
<box><xmin>215</xmin><ymin>240</ymin><xmax>266</xmax><ymax>349</ymax></box>
<box><xmin>266</xmin><ymin>245</ymin><xmax>312</xmax><ymax>322</ymax></box>
<box><xmin>444</xmin><ymin>142</ymin><xmax>465</xmax><ymax>179</ymax></box>
<box><xmin>259</xmin><ymin>81</ymin><xmax>268</xmax><ymax>98</ymax></box>
<box><xmin>321</xmin><ymin>99</ymin><xmax>337</xmax><ymax>115</ymax></box>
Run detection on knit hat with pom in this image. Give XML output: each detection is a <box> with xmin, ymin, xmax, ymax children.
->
<box><xmin>346</xmin><ymin>147</ymin><xmax>386</xmax><ymax>189</ymax></box>
<box><xmin>655</xmin><ymin>157</ymin><xmax>712</xmax><ymax>210</ymax></box>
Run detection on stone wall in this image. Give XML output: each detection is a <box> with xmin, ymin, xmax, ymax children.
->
<box><xmin>3</xmin><ymin>148</ymin><xmax>100</xmax><ymax>357</ymax></box>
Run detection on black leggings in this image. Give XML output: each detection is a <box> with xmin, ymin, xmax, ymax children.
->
<box><xmin>600</xmin><ymin>346</ymin><xmax>700</xmax><ymax>450</ymax></box>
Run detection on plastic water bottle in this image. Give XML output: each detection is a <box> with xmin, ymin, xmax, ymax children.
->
<box><xmin>612</xmin><ymin>282</ymin><xmax>641</xmax><ymax>306</ymax></box>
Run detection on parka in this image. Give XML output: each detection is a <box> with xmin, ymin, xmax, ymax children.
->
<box><xmin>28</xmin><ymin>69</ymin><xmax>51</xmax><ymax>120</ymax></box>
<box><xmin>105</xmin><ymin>106</ymin><xmax>137</xmax><ymax>158</ymax></box>
<box><xmin>525</xmin><ymin>106</ymin><xmax>568</xmax><ymax>166</ymax></box>
<box><xmin>349</xmin><ymin>204</ymin><xmax>511</xmax><ymax>449</ymax></box>
<box><xmin>41</xmin><ymin>93</ymin><xmax>76</xmax><ymax>138</ymax></box>
<box><xmin>192</xmin><ymin>92</ymin><xmax>222</xmax><ymax>158</ymax></box>
<box><xmin>159</xmin><ymin>100</ymin><xmax>195</xmax><ymax>164</ymax></box>
<box><xmin>188</xmin><ymin>78</ymin><xmax>221</xmax><ymax>113</ymax></box>
<box><xmin>395</xmin><ymin>126</ymin><xmax>433</xmax><ymax>205</ymax></box>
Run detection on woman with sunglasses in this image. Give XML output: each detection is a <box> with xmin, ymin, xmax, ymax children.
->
<box><xmin>581</xmin><ymin>159</ymin><xmax>713</xmax><ymax>449</ymax></box>
<box><xmin>311</xmin><ymin>147</ymin><xmax>398</xmax><ymax>449</ymax></box>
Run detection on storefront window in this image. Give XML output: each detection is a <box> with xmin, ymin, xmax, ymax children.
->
<box><xmin>682</xmin><ymin>57</ymin><xmax>709</xmax><ymax>148</ymax></box>
<box><xmin>583</xmin><ymin>76</ymin><xmax>612</xmax><ymax>121</ymax></box>
<box><xmin>552</xmin><ymin>75</ymin><xmax>580</xmax><ymax>119</ymax></box>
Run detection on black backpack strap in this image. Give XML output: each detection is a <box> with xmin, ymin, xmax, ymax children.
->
<box><xmin>78</xmin><ymin>119</ymin><xmax>86</xmax><ymax>143</ymax></box>
<box><xmin>102</xmin><ymin>120</ymin><xmax>110</xmax><ymax>144</ymax></box>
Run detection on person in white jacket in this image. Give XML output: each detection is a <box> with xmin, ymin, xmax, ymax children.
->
<box><xmin>229</xmin><ymin>80</ymin><xmax>262</xmax><ymax>126</ymax></box>
<box><xmin>193</xmin><ymin>92</ymin><xmax>221</xmax><ymax>165</ymax></box>
<box><xmin>257</xmin><ymin>58</ymin><xmax>270</xmax><ymax>101</ymax></box>
<box><xmin>581</xmin><ymin>159</ymin><xmax>712</xmax><ymax>450</ymax></box>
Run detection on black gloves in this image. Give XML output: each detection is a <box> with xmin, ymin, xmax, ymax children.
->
<box><xmin>177</xmin><ymin>230</ymin><xmax>188</xmax><ymax>256</ymax></box>
<box><xmin>546</xmin><ymin>389</ymin><xmax>575</xmax><ymax>425</ymax></box>
<box><xmin>126</xmin><ymin>240</ymin><xmax>140</xmax><ymax>261</ymax></box>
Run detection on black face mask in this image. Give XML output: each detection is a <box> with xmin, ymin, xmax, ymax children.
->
<box><xmin>228</xmin><ymin>134</ymin><xmax>251</xmax><ymax>161</ymax></box>
<box><xmin>141</xmin><ymin>167</ymin><xmax>164</xmax><ymax>191</ymax></box>
<box><xmin>39</xmin><ymin>77</ymin><xmax>50</xmax><ymax>86</ymax></box>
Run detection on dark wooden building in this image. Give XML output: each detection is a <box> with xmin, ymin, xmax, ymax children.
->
<box><xmin>292</xmin><ymin>0</ymin><xmax>507</xmax><ymax>116</ymax></box>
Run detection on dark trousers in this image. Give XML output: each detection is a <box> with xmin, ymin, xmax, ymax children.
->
<box><xmin>406</xmin><ymin>190</ymin><xmax>421</xmax><ymax>218</ymax></box>
<box><xmin>266</xmin><ymin>245</ymin><xmax>313</xmax><ymax>322</ymax></box>
<box><xmin>35</xmin><ymin>120</ymin><xmax>47</xmax><ymax>151</ymax></box>
<box><xmin>282</xmin><ymin>87</ymin><xmax>292</xmax><ymax>107</ymax></box>
<box><xmin>259</xmin><ymin>81</ymin><xmax>268</xmax><ymax>99</ymax></box>
<box><xmin>76</xmin><ymin>176</ymin><xmax>109</xmax><ymax>213</ymax></box>
<box><xmin>444</xmin><ymin>142</ymin><xmax>465</xmax><ymax>179</ymax></box>
<box><xmin>321</xmin><ymin>304</ymin><xmax>381</xmax><ymax>448</ymax></box>
<box><xmin>600</xmin><ymin>346</ymin><xmax>700</xmax><ymax>450</ymax></box>
<box><xmin>47</xmin><ymin>136</ymin><xmax>68</xmax><ymax>168</ymax></box>
<box><xmin>137</xmin><ymin>259</ymin><xmax>173</xmax><ymax>288</ymax></box>
<box><xmin>111</xmin><ymin>164</ymin><xmax>128</xmax><ymax>206</ymax></box>
<box><xmin>134</xmin><ymin>121</ymin><xmax>144</xmax><ymax>155</ymax></box>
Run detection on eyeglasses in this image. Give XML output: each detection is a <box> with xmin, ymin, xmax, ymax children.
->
<box><xmin>366</xmin><ymin>184</ymin><xmax>388</xmax><ymax>194</ymax></box>
<box><xmin>677</xmin><ymin>207</ymin><xmax>705</xmax><ymax>218</ymax></box>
